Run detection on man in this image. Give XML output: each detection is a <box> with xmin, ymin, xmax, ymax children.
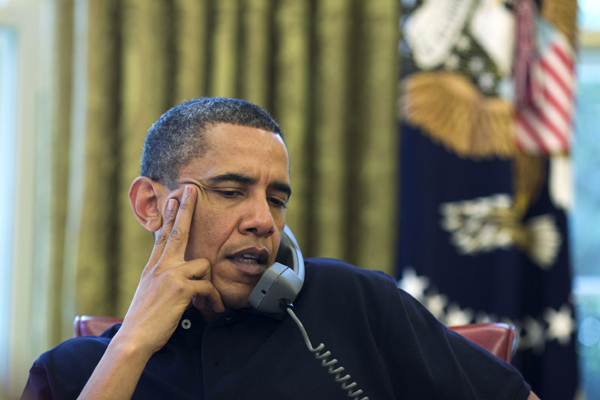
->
<box><xmin>23</xmin><ymin>97</ymin><xmax>539</xmax><ymax>399</ymax></box>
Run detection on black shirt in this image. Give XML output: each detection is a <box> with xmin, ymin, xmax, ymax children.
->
<box><xmin>22</xmin><ymin>258</ymin><xmax>531</xmax><ymax>399</ymax></box>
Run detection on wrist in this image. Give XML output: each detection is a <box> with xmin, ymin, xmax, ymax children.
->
<box><xmin>109</xmin><ymin>330</ymin><xmax>155</xmax><ymax>365</ymax></box>
<box><xmin>77</xmin><ymin>329</ymin><xmax>154</xmax><ymax>400</ymax></box>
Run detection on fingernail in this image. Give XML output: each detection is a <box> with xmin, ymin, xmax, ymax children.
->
<box><xmin>167</xmin><ymin>198</ymin><xmax>176</xmax><ymax>212</ymax></box>
<box><xmin>184</xmin><ymin>185</ymin><xmax>192</xmax><ymax>197</ymax></box>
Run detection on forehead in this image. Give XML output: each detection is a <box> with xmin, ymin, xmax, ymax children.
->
<box><xmin>179</xmin><ymin>123</ymin><xmax>290</xmax><ymax>182</ymax></box>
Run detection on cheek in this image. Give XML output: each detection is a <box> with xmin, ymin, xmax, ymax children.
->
<box><xmin>274</xmin><ymin>208</ymin><xmax>286</xmax><ymax>226</ymax></box>
<box><xmin>184</xmin><ymin>209</ymin><xmax>216</xmax><ymax>260</ymax></box>
<box><xmin>185</xmin><ymin>206</ymin><xmax>236</xmax><ymax>260</ymax></box>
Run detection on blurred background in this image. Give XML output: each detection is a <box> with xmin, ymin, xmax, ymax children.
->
<box><xmin>0</xmin><ymin>0</ymin><xmax>598</xmax><ymax>399</ymax></box>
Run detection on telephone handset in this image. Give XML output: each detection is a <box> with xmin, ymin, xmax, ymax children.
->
<box><xmin>247</xmin><ymin>226</ymin><xmax>369</xmax><ymax>399</ymax></box>
<box><xmin>248</xmin><ymin>225</ymin><xmax>305</xmax><ymax>314</ymax></box>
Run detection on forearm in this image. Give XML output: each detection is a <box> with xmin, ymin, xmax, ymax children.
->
<box><xmin>528</xmin><ymin>391</ymin><xmax>540</xmax><ymax>400</ymax></box>
<box><xmin>77</xmin><ymin>334</ymin><xmax>152</xmax><ymax>400</ymax></box>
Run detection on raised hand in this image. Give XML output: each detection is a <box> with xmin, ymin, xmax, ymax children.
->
<box><xmin>78</xmin><ymin>184</ymin><xmax>225</xmax><ymax>400</ymax></box>
<box><xmin>118</xmin><ymin>184</ymin><xmax>225</xmax><ymax>356</ymax></box>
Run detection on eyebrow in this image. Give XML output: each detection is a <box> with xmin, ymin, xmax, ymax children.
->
<box><xmin>206</xmin><ymin>172</ymin><xmax>292</xmax><ymax>198</ymax></box>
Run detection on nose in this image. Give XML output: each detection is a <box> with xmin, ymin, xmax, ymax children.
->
<box><xmin>239</xmin><ymin>196</ymin><xmax>275</xmax><ymax>237</ymax></box>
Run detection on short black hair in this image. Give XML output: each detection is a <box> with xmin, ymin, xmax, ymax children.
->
<box><xmin>140</xmin><ymin>97</ymin><xmax>282</xmax><ymax>189</ymax></box>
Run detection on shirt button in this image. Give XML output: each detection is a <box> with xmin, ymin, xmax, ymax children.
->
<box><xmin>181</xmin><ymin>319</ymin><xmax>192</xmax><ymax>329</ymax></box>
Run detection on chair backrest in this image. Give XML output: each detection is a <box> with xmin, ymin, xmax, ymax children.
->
<box><xmin>448</xmin><ymin>323</ymin><xmax>517</xmax><ymax>363</ymax></box>
<box><xmin>74</xmin><ymin>315</ymin><xmax>123</xmax><ymax>337</ymax></box>
<box><xmin>74</xmin><ymin>316</ymin><xmax>516</xmax><ymax>363</ymax></box>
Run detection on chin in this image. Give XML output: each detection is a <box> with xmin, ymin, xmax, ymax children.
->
<box><xmin>219</xmin><ymin>287</ymin><xmax>254</xmax><ymax>310</ymax></box>
<box><xmin>224</xmin><ymin>297</ymin><xmax>251</xmax><ymax>310</ymax></box>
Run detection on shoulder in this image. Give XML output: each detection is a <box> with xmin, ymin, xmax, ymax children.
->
<box><xmin>302</xmin><ymin>257</ymin><xmax>417</xmax><ymax>304</ymax></box>
<box><xmin>39</xmin><ymin>323</ymin><xmax>119</xmax><ymax>362</ymax></box>
<box><xmin>24</xmin><ymin>333</ymin><xmax>116</xmax><ymax>400</ymax></box>
<box><xmin>302</xmin><ymin>257</ymin><xmax>419</xmax><ymax>305</ymax></box>
<box><xmin>300</xmin><ymin>258</ymin><xmax>446</xmax><ymax>335</ymax></box>
<box><xmin>304</xmin><ymin>257</ymin><xmax>397</xmax><ymax>287</ymax></box>
<box><xmin>34</xmin><ymin>334</ymin><xmax>112</xmax><ymax>371</ymax></box>
<box><xmin>299</xmin><ymin>258</ymin><xmax>405</xmax><ymax>319</ymax></box>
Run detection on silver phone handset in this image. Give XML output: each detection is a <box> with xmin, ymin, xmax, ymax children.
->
<box><xmin>248</xmin><ymin>225</ymin><xmax>305</xmax><ymax>313</ymax></box>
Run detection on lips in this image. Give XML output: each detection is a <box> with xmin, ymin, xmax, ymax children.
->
<box><xmin>227</xmin><ymin>247</ymin><xmax>270</xmax><ymax>276</ymax></box>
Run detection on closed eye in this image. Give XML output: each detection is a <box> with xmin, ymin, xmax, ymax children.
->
<box><xmin>269</xmin><ymin>197</ymin><xmax>287</xmax><ymax>208</ymax></box>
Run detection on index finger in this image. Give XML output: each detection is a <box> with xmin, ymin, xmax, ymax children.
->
<box><xmin>160</xmin><ymin>184</ymin><xmax>198</xmax><ymax>261</ymax></box>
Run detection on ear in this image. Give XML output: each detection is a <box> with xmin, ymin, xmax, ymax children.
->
<box><xmin>129</xmin><ymin>177</ymin><xmax>166</xmax><ymax>232</ymax></box>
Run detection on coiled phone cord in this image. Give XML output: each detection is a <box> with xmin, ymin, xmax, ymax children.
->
<box><xmin>285</xmin><ymin>304</ymin><xmax>369</xmax><ymax>400</ymax></box>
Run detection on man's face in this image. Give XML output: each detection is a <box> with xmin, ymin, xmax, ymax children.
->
<box><xmin>172</xmin><ymin>123</ymin><xmax>290</xmax><ymax>309</ymax></box>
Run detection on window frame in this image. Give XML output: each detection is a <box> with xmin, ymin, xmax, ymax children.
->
<box><xmin>571</xmin><ymin>17</ymin><xmax>600</xmax><ymax>400</ymax></box>
<box><xmin>0</xmin><ymin>0</ymin><xmax>53</xmax><ymax>397</ymax></box>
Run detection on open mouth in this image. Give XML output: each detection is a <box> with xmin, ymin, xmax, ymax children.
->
<box><xmin>227</xmin><ymin>248</ymin><xmax>270</xmax><ymax>275</ymax></box>
<box><xmin>230</xmin><ymin>254</ymin><xmax>263</xmax><ymax>264</ymax></box>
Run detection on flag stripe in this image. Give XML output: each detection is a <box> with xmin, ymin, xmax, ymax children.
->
<box><xmin>551</xmin><ymin>41</ymin><xmax>575</xmax><ymax>72</ymax></box>
<box><xmin>540</xmin><ymin>58</ymin><xmax>573</xmax><ymax>99</ymax></box>
<box><xmin>544</xmin><ymin>74</ymin><xmax>574</xmax><ymax>113</ymax></box>
<box><xmin>546</xmin><ymin>45</ymin><xmax>575</xmax><ymax>90</ymax></box>
<box><xmin>541</xmin><ymin>87</ymin><xmax>572</xmax><ymax>135</ymax></box>
<box><xmin>543</xmin><ymin>86</ymin><xmax>571</xmax><ymax>122</ymax></box>
<box><xmin>519</xmin><ymin>108</ymin><xmax>566</xmax><ymax>153</ymax></box>
<box><xmin>529</xmin><ymin>105</ymin><xmax>569</xmax><ymax>151</ymax></box>
<box><xmin>543</xmin><ymin>99</ymin><xmax>571</xmax><ymax>138</ymax></box>
<box><xmin>516</xmin><ymin>112</ymin><xmax>551</xmax><ymax>153</ymax></box>
<box><xmin>515</xmin><ymin>129</ymin><xmax>541</xmax><ymax>154</ymax></box>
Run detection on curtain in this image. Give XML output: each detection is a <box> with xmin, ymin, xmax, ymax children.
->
<box><xmin>43</xmin><ymin>0</ymin><xmax>399</xmax><ymax>346</ymax></box>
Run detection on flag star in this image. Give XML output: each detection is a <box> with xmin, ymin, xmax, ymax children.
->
<box><xmin>521</xmin><ymin>316</ymin><xmax>545</xmax><ymax>355</ymax></box>
<box><xmin>469</xmin><ymin>57</ymin><xmax>485</xmax><ymax>74</ymax></box>
<box><xmin>398</xmin><ymin>268</ymin><xmax>429</xmax><ymax>302</ymax></box>
<box><xmin>475</xmin><ymin>311</ymin><xmax>493</xmax><ymax>324</ymax></box>
<box><xmin>500</xmin><ymin>317</ymin><xmax>516</xmax><ymax>333</ymax></box>
<box><xmin>478</xmin><ymin>73</ymin><xmax>495</xmax><ymax>92</ymax></box>
<box><xmin>444</xmin><ymin>54</ymin><xmax>460</xmax><ymax>70</ymax></box>
<box><xmin>544</xmin><ymin>305</ymin><xmax>575</xmax><ymax>345</ymax></box>
<box><xmin>425</xmin><ymin>293</ymin><xmax>448</xmax><ymax>320</ymax></box>
<box><xmin>501</xmin><ymin>318</ymin><xmax>521</xmax><ymax>335</ymax></box>
<box><xmin>445</xmin><ymin>304</ymin><xmax>473</xmax><ymax>327</ymax></box>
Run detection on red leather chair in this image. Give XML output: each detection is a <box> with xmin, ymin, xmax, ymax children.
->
<box><xmin>74</xmin><ymin>316</ymin><xmax>124</xmax><ymax>338</ymax></box>
<box><xmin>74</xmin><ymin>316</ymin><xmax>517</xmax><ymax>362</ymax></box>
<box><xmin>448</xmin><ymin>323</ymin><xmax>517</xmax><ymax>363</ymax></box>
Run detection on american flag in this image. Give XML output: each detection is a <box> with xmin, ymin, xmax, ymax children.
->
<box><xmin>515</xmin><ymin>21</ymin><xmax>576</xmax><ymax>155</ymax></box>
